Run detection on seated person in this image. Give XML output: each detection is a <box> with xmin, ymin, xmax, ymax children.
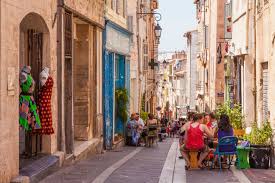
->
<box><xmin>217</xmin><ymin>114</ymin><xmax>234</xmax><ymax>151</ymax></box>
<box><xmin>180</xmin><ymin>113</ymin><xmax>214</xmax><ymax>169</ymax></box>
<box><xmin>204</xmin><ymin>112</ymin><xmax>218</xmax><ymax>148</ymax></box>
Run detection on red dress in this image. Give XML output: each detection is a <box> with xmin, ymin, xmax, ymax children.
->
<box><xmin>37</xmin><ymin>76</ymin><xmax>54</xmax><ymax>135</ymax></box>
<box><xmin>186</xmin><ymin>123</ymin><xmax>204</xmax><ymax>150</ymax></box>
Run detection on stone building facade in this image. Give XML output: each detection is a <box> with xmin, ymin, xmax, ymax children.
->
<box><xmin>57</xmin><ymin>0</ymin><xmax>104</xmax><ymax>155</ymax></box>
<box><xmin>185</xmin><ymin>30</ymin><xmax>199</xmax><ymax>112</ymax></box>
<box><xmin>103</xmin><ymin>0</ymin><xmax>132</xmax><ymax>149</ymax></box>
<box><xmin>0</xmin><ymin>0</ymin><xmax>58</xmax><ymax>182</ymax></box>
<box><xmin>208</xmin><ymin>0</ymin><xmax>225</xmax><ymax>110</ymax></box>
<box><xmin>0</xmin><ymin>0</ymin><xmax>105</xmax><ymax>182</ymax></box>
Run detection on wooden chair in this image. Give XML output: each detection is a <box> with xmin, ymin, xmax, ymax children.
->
<box><xmin>189</xmin><ymin>150</ymin><xmax>199</xmax><ymax>169</ymax></box>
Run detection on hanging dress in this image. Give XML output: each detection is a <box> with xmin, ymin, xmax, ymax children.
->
<box><xmin>19</xmin><ymin>75</ymin><xmax>41</xmax><ymax>131</ymax></box>
<box><xmin>36</xmin><ymin>76</ymin><xmax>54</xmax><ymax>135</ymax></box>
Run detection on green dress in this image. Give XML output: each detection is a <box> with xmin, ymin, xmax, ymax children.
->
<box><xmin>19</xmin><ymin>75</ymin><xmax>41</xmax><ymax>131</ymax></box>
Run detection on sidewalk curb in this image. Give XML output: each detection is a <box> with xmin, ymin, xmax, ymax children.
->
<box><xmin>159</xmin><ymin>140</ymin><xmax>178</xmax><ymax>183</ymax></box>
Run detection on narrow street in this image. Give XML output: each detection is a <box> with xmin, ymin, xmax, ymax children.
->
<box><xmin>39</xmin><ymin>138</ymin><xmax>254</xmax><ymax>183</ymax></box>
<box><xmin>2</xmin><ymin>0</ymin><xmax>275</xmax><ymax>182</ymax></box>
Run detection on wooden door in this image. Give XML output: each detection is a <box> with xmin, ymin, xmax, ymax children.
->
<box><xmin>64</xmin><ymin>11</ymin><xmax>74</xmax><ymax>154</ymax></box>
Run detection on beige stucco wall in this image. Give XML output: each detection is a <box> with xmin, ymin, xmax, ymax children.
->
<box><xmin>270</xmin><ymin>1</ymin><xmax>275</xmax><ymax>131</ymax></box>
<box><xmin>0</xmin><ymin>0</ymin><xmax>58</xmax><ymax>182</ymax></box>
<box><xmin>256</xmin><ymin>1</ymin><xmax>273</xmax><ymax>125</ymax></box>
<box><xmin>105</xmin><ymin>0</ymin><xmax>127</xmax><ymax>29</ymax></box>
<box><xmin>65</xmin><ymin>0</ymin><xmax>104</xmax><ymax>27</ymax></box>
<box><xmin>208</xmin><ymin>0</ymin><xmax>225</xmax><ymax>110</ymax></box>
<box><xmin>255</xmin><ymin>1</ymin><xmax>275</xmax><ymax>129</ymax></box>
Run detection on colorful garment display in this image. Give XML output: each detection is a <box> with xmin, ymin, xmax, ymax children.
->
<box><xmin>19</xmin><ymin>72</ymin><xmax>41</xmax><ymax>131</ymax></box>
<box><xmin>36</xmin><ymin>68</ymin><xmax>54</xmax><ymax>135</ymax></box>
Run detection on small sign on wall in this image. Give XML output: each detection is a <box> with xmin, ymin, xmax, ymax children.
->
<box><xmin>217</xmin><ymin>92</ymin><xmax>224</xmax><ymax>97</ymax></box>
<box><xmin>7</xmin><ymin>67</ymin><xmax>16</xmax><ymax>96</ymax></box>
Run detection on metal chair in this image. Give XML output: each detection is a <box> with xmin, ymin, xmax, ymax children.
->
<box><xmin>212</xmin><ymin>136</ymin><xmax>239</xmax><ymax>170</ymax></box>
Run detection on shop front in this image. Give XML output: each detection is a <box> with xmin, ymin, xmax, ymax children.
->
<box><xmin>103</xmin><ymin>21</ymin><xmax>131</xmax><ymax>150</ymax></box>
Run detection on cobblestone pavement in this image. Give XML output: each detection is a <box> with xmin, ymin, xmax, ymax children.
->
<box><xmin>40</xmin><ymin>139</ymin><xmax>173</xmax><ymax>183</ymax></box>
<box><xmin>40</xmin><ymin>146</ymin><xmax>137</xmax><ymax>183</ymax></box>
<box><xmin>243</xmin><ymin>169</ymin><xmax>275</xmax><ymax>183</ymax></box>
<box><xmin>186</xmin><ymin>169</ymin><xmax>240</xmax><ymax>183</ymax></box>
<box><xmin>105</xmin><ymin>139</ymin><xmax>172</xmax><ymax>183</ymax></box>
<box><xmin>40</xmin><ymin>138</ymin><xmax>256</xmax><ymax>183</ymax></box>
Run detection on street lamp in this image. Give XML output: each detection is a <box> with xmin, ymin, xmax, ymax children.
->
<box><xmin>154</xmin><ymin>23</ymin><xmax>162</xmax><ymax>42</ymax></box>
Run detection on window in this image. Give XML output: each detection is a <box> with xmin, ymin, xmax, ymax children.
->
<box><xmin>204</xmin><ymin>25</ymin><xmax>209</xmax><ymax>49</ymax></box>
<box><xmin>262</xmin><ymin>62</ymin><xmax>269</xmax><ymax>121</ymax></box>
<box><xmin>127</xmin><ymin>16</ymin><xmax>134</xmax><ymax>43</ymax></box>
<box><xmin>116</xmin><ymin>0</ymin><xmax>120</xmax><ymax>14</ymax></box>
<box><xmin>111</xmin><ymin>0</ymin><xmax>115</xmax><ymax>10</ymax></box>
<box><xmin>143</xmin><ymin>41</ymin><xmax>148</xmax><ymax>70</ymax></box>
<box><xmin>224</xmin><ymin>0</ymin><xmax>232</xmax><ymax>39</ymax></box>
<box><xmin>116</xmin><ymin>0</ymin><xmax>125</xmax><ymax>16</ymax></box>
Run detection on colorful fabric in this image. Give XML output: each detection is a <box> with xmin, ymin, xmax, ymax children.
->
<box><xmin>19</xmin><ymin>74</ymin><xmax>41</xmax><ymax>131</ymax></box>
<box><xmin>35</xmin><ymin>76</ymin><xmax>54</xmax><ymax>135</ymax></box>
<box><xmin>20</xmin><ymin>75</ymin><xmax>33</xmax><ymax>93</ymax></box>
<box><xmin>19</xmin><ymin>95</ymin><xmax>41</xmax><ymax>131</ymax></box>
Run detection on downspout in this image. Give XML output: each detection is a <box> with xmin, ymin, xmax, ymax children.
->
<box><xmin>57</xmin><ymin>0</ymin><xmax>65</xmax><ymax>152</ymax></box>
<box><xmin>253</xmin><ymin>0</ymin><xmax>257</xmax><ymax>123</ymax></box>
<box><xmin>203</xmin><ymin>1</ymin><xmax>206</xmax><ymax>112</ymax></box>
<box><xmin>136</xmin><ymin>1</ymin><xmax>141</xmax><ymax>112</ymax></box>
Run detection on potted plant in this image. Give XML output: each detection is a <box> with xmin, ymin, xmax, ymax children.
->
<box><xmin>115</xmin><ymin>88</ymin><xmax>129</xmax><ymax>141</ymax></box>
<box><xmin>140</xmin><ymin>111</ymin><xmax>149</xmax><ymax>121</ymax></box>
<box><xmin>216</xmin><ymin>101</ymin><xmax>245</xmax><ymax>136</ymax></box>
<box><xmin>244</xmin><ymin>122</ymin><xmax>272</xmax><ymax>169</ymax></box>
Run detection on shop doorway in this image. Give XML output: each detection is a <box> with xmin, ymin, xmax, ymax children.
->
<box><xmin>114</xmin><ymin>54</ymin><xmax>125</xmax><ymax>138</ymax></box>
<box><xmin>19</xmin><ymin>13</ymin><xmax>50</xmax><ymax>168</ymax></box>
<box><xmin>63</xmin><ymin>13</ymin><xmax>95</xmax><ymax>154</ymax></box>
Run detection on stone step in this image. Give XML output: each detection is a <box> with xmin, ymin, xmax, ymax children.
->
<box><xmin>19</xmin><ymin>155</ymin><xmax>59</xmax><ymax>183</ymax></box>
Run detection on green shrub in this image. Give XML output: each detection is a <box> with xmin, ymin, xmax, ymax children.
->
<box><xmin>115</xmin><ymin>88</ymin><xmax>129</xmax><ymax>123</ymax></box>
<box><xmin>140</xmin><ymin>111</ymin><xmax>148</xmax><ymax>121</ymax></box>
<box><xmin>216</xmin><ymin>101</ymin><xmax>244</xmax><ymax>129</ymax></box>
<box><xmin>244</xmin><ymin>122</ymin><xmax>272</xmax><ymax>145</ymax></box>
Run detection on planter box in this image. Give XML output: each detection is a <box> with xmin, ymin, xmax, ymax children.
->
<box><xmin>234</xmin><ymin>129</ymin><xmax>245</xmax><ymax>137</ymax></box>
<box><xmin>249</xmin><ymin>145</ymin><xmax>271</xmax><ymax>169</ymax></box>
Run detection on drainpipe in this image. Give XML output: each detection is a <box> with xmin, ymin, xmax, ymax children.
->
<box><xmin>203</xmin><ymin>1</ymin><xmax>206</xmax><ymax>112</ymax></box>
<box><xmin>57</xmin><ymin>0</ymin><xmax>65</xmax><ymax>152</ymax></box>
<box><xmin>136</xmin><ymin>1</ymin><xmax>141</xmax><ymax>113</ymax></box>
<box><xmin>253</xmin><ymin>0</ymin><xmax>257</xmax><ymax>123</ymax></box>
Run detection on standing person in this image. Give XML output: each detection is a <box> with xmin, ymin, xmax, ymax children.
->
<box><xmin>180</xmin><ymin>113</ymin><xmax>214</xmax><ymax>169</ymax></box>
<box><xmin>171</xmin><ymin>120</ymin><xmax>177</xmax><ymax>138</ymax></box>
<box><xmin>146</xmin><ymin>114</ymin><xmax>158</xmax><ymax>146</ymax></box>
<box><xmin>166</xmin><ymin>122</ymin><xmax>171</xmax><ymax>137</ymax></box>
<box><xmin>135</xmin><ymin>113</ymin><xmax>145</xmax><ymax>146</ymax></box>
<box><xmin>126</xmin><ymin>113</ymin><xmax>138</xmax><ymax>146</ymax></box>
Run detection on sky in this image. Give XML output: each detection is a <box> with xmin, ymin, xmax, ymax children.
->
<box><xmin>158</xmin><ymin>0</ymin><xmax>196</xmax><ymax>54</ymax></box>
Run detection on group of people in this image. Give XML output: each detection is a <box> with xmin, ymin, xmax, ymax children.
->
<box><xmin>178</xmin><ymin>112</ymin><xmax>233</xmax><ymax>169</ymax></box>
<box><xmin>126</xmin><ymin>113</ymin><xmax>158</xmax><ymax>146</ymax></box>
